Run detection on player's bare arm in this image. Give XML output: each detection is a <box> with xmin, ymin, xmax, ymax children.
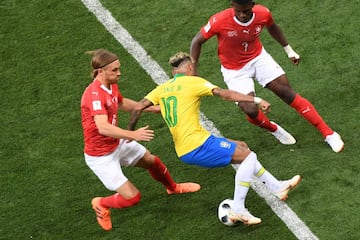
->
<box><xmin>128</xmin><ymin>99</ymin><xmax>154</xmax><ymax>131</ymax></box>
<box><xmin>94</xmin><ymin>114</ymin><xmax>154</xmax><ymax>141</ymax></box>
<box><xmin>267</xmin><ymin>23</ymin><xmax>301</xmax><ymax>65</ymax></box>
<box><xmin>118</xmin><ymin>98</ymin><xmax>137</xmax><ymax>112</ymax></box>
<box><xmin>144</xmin><ymin>105</ymin><xmax>161</xmax><ymax>113</ymax></box>
<box><xmin>119</xmin><ymin>98</ymin><xmax>160</xmax><ymax>113</ymax></box>
<box><xmin>190</xmin><ymin>31</ymin><xmax>208</xmax><ymax>75</ymax></box>
<box><xmin>212</xmin><ymin>88</ymin><xmax>271</xmax><ymax>113</ymax></box>
<box><xmin>267</xmin><ymin>23</ymin><xmax>288</xmax><ymax>47</ymax></box>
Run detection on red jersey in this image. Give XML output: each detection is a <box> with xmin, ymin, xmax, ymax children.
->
<box><xmin>200</xmin><ymin>4</ymin><xmax>274</xmax><ymax>70</ymax></box>
<box><xmin>81</xmin><ymin>79</ymin><xmax>123</xmax><ymax>156</ymax></box>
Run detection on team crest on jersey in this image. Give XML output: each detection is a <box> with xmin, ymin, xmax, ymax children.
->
<box><xmin>227</xmin><ymin>30</ymin><xmax>237</xmax><ymax>37</ymax></box>
<box><xmin>255</xmin><ymin>25</ymin><xmax>262</xmax><ymax>34</ymax></box>
<box><xmin>92</xmin><ymin>100</ymin><xmax>102</xmax><ymax>111</ymax></box>
<box><xmin>204</xmin><ymin>21</ymin><xmax>211</xmax><ymax>33</ymax></box>
<box><xmin>220</xmin><ymin>141</ymin><xmax>231</xmax><ymax>149</ymax></box>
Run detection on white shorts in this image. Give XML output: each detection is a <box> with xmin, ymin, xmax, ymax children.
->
<box><xmin>221</xmin><ymin>48</ymin><xmax>285</xmax><ymax>95</ymax></box>
<box><xmin>84</xmin><ymin>140</ymin><xmax>146</xmax><ymax>191</ymax></box>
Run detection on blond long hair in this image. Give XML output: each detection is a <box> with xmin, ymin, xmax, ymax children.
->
<box><xmin>86</xmin><ymin>49</ymin><xmax>118</xmax><ymax>78</ymax></box>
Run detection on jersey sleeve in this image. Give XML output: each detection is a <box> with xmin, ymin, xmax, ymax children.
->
<box><xmin>260</xmin><ymin>5</ymin><xmax>275</xmax><ymax>27</ymax></box>
<box><xmin>194</xmin><ymin>77</ymin><xmax>218</xmax><ymax>96</ymax></box>
<box><xmin>200</xmin><ymin>14</ymin><xmax>218</xmax><ymax>39</ymax></box>
<box><xmin>145</xmin><ymin>85</ymin><xmax>161</xmax><ymax>105</ymax></box>
<box><xmin>85</xmin><ymin>88</ymin><xmax>108</xmax><ymax>117</ymax></box>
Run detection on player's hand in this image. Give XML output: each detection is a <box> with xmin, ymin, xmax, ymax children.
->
<box><xmin>145</xmin><ymin>105</ymin><xmax>161</xmax><ymax>114</ymax></box>
<box><xmin>290</xmin><ymin>56</ymin><xmax>301</xmax><ymax>66</ymax></box>
<box><xmin>132</xmin><ymin>125</ymin><xmax>154</xmax><ymax>142</ymax></box>
<box><xmin>283</xmin><ymin>45</ymin><xmax>300</xmax><ymax>66</ymax></box>
<box><xmin>258</xmin><ymin>100</ymin><xmax>271</xmax><ymax>114</ymax></box>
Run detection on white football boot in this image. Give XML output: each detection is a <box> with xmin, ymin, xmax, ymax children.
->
<box><xmin>270</xmin><ymin>121</ymin><xmax>296</xmax><ymax>145</ymax></box>
<box><xmin>325</xmin><ymin>132</ymin><xmax>344</xmax><ymax>153</ymax></box>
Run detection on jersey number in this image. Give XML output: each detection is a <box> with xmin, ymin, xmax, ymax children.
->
<box><xmin>161</xmin><ymin>96</ymin><xmax>178</xmax><ymax>127</ymax></box>
<box><xmin>242</xmin><ymin>42</ymin><xmax>249</xmax><ymax>52</ymax></box>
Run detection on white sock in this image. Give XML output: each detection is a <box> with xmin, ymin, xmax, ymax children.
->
<box><xmin>253</xmin><ymin>154</ymin><xmax>281</xmax><ymax>192</ymax></box>
<box><xmin>232</xmin><ymin>152</ymin><xmax>283</xmax><ymax>213</ymax></box>
<box><xmin>232</xmin><ymin>152</ymin><xmax>256</xmax><ymax>213</ymax></box>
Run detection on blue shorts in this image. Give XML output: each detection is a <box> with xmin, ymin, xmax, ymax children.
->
<box><xmin>179</xmin><ymin>135</ymin><xmax>236</xmax><ymax>168</ymax></box>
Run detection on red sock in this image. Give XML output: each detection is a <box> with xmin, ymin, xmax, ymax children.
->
<box><xmin>290</xmin><ymin>94</ymin><xmax>333</xmax><ymax>137</ymax></box>
<box><xmin>100</xmin><ymin>192</ymin><xmax>141</xmax><ymax>209</ymax></box>
<box><xmin>246</xmin><ymin>109</ymin><xmax>277</xmax><ymax>132</ymax></box>
<box><xmin>148</xmin><ymin>156</ymin><xmax>177</xmax><ymax>191</ymax></box>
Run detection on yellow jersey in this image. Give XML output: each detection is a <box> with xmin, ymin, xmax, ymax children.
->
<box><xmin>145</xmin><ymin>74</ymin><xmax>218</xmax><ymax>156</ymax></box>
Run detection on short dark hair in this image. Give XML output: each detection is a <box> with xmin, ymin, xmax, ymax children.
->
<box><xmin>232</xmin><ymin>0</ymin><xmax>253</xmax><ymax>5</ymax></box>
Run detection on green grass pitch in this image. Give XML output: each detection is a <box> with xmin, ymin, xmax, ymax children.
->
<box><xmin>1</xmin><ymin>0</ymin><xmax>359</xmax><ymax>239</ymax></box>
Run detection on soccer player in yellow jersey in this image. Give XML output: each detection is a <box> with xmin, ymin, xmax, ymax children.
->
<box><xmin>129</xmin><ymin>52</ymin><xmax>301</xmax><ymax>225</ymax></box>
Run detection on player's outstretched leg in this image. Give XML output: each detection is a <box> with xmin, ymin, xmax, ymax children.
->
<box><xmin>147</xmin><ymin>156</ymin><xmax>201</xmax><ymax>194</ymax></box>
<box><xmin>252</xmin><ymin>157</ymin><xmax>301</xmax><ymax>201</ymax></box>
<box><xmin>246</xmin><ymin>110</ymin><xmax>296</xmax><ymax>145</ymax></box>
<box><xmin>290</xmin><ymin>94</ymin><xmax>344</xmax><ymax>152</ymax></box>
<box><xmin>231</xmin><ymin>152</ymin><xmax>262</xmax><ymax>225</ymax></box>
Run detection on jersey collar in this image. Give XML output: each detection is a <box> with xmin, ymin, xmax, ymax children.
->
<box><xmin>172</xmin><ymin>73</ymin><xmax>185</xmax><ymax>82</ymax></box>
<box><xmin>94</xmin><ymin>78</ymin><xmax>113</xmax><ymax>94</ymax></box>
<box><xmin>233</xmin><ymin>13</ymin><xmax>255</xmax><ymax>27</ymax></box>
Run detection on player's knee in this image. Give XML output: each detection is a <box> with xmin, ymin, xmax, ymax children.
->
<box><xmin>245</xmin><ymin>110</ymin><xmax>260</xmax><ymax>119</ymax></box>
<box><xmin>271</xmin><ymin>86</ymin><xmax>296</xmax><ymax>104</ymax></box>
<box><xmin>239</xmin><ymin>141</ymin><xmax>248</xmax><ymax>149</ymax></box>
<box><xmin>278</xmin><ymin>90</ymin><xmax>296</xmax><ymax>104</ymax></box>
<box><xmin>134</xmin><ymin>151</ymin><xmax>156</xmax><ymax>169</ymax></box>
<box><xmin>239</xmin><ymin>103</ymin><xmax>259</xmax><ymax>117</ymax></box>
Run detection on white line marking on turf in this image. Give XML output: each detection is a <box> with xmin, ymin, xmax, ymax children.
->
<box><xmin>80</xmin><ymin>1</ymin><xmax>319</xmax><ymax>239</ymax></box>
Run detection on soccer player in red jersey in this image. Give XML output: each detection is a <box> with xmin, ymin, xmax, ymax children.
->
<box><xmin>81</xmin><ymin>49</ymin><xmax>200</xmax><ymax>231</ymax></box>
<box><xmin>190</xmin><ymin>0</ymin><xmax>344</xmax><ymax>152</ymax></box>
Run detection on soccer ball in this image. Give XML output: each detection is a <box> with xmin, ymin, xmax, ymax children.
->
<box><xmin>217</xmin><ymin>199</ymin><xmax>239</xmax><ymax>227</ymax></box>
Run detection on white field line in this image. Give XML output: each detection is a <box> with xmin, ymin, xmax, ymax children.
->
<box><xmin>80</xmin><ymin>0</ymin><xmax>319</xmax><ymax>239</ymax></box>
